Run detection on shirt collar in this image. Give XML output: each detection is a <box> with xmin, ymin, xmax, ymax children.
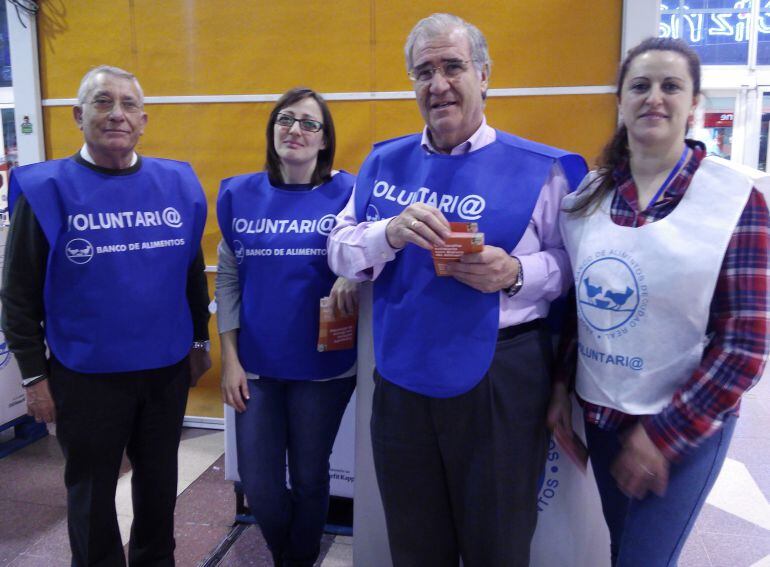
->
<box><xmin>80</xmin><ymin>144</ymin><xmax>138</xmax><ymax>168</ymax></box>
<box><xmin>420</xmin><ymin>117</ymin><xmax>495</xmax><ymax>155</ymax></box>
<box><xmin>615</xmin><ymin>139</ymin><xmax>706</xmax><ymax>210</ymax></box>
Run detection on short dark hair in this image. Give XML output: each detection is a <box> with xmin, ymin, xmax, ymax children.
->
<box><xmin>265</xmin><ymin>87</ymin><xmax>336</xmax><ymax>186</ymax></box>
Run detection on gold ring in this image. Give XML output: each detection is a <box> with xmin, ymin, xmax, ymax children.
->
<box><xmin>410</xmin><ymin>219</ymin><xmax>419</xmax><ymax>229</ymax></box>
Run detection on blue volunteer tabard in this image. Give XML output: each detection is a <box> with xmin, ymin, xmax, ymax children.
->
<box><xmin>355</xmin><ymin>131</ymin><xmax>586</xmax><ymax>397</ymax></box>
<box><xmin>217</xmin><ymin>171</ymin><xmax>356</xmax><ymax>380</ymax></box>
<box><xmin>9</xmin><ymin>157</ymin><xmax>207</xmax><ymax>374</ymax></box>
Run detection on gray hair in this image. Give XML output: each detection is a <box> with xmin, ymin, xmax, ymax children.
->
<box><xmin>404</xmin><ymin>13</ymin><xmax>491</xmax><ymax>76</ymax></box>
<box><xmin>76</xmin><ymin>65</ymin><xmax>145</xmax><ymax>106</ymax></box>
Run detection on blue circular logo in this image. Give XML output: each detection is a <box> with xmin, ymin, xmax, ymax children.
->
<box><xmin>577</xmin><ymin>257</ymin><xmax>640</xmax><ymax>332</ymax></box>
<box><xmin>233</xmin><ymin>240</ymin><xmax>245</xmax><ymax>265</ymax></box>
<box><xmin>65</xmin><ymin>238</ymin><xmax>94</xmax><ymax>265</ymax></box>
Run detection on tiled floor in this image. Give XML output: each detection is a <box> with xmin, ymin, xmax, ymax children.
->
<box><xmin>1</xmin><ymin>376</ymin><xmax>769</xmax><ymax>566</ymax></box>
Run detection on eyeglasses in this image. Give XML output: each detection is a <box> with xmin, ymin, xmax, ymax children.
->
<box><xmin>275</xmin><ymin>113</ymin><xmax>323</xmax><ymax>133</ymax></box>
<box><xmin>86</xmin><ymin>96</ymin><xmax>144</xmax><ymax>114</ymax></box>
<box><xmin>408</xmin><ymin>59</ymin><xmax>473</xmax><ymax>83</ymax></box>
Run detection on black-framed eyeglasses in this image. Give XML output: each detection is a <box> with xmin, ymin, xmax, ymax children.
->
<box><xmin>275</xmin><ymin>113</ymin><xmax>323</xmax><ymax>133</ymax></box>
<box><xmin>86</xmin><ymin>96</ymin><xmax>144</xmax><ymax>114</ymax></box>
<box><xmin>407</xmin><ymin>59</ymin><xmax>473</xmax><ymax>83</ymax></box>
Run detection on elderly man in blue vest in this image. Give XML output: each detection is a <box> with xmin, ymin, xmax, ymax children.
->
<box><xmin>2</xmin><ymin>65</ymin><xmax>211</xmax><ymax>567</ymax></box>
<box><xmin>328</xmin><ymin>13</ymin><xmax>586</xmax><ymax>567</ymax></box>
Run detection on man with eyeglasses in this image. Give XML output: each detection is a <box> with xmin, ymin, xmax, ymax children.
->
<box><xmin>328</xmin><ymin>13</ymin><xmax>586</xmax><ymax>566</ymax></box>
<box><xmin>2</xmin><ymin>65</ymin><xmax>210</xmax><ymax>566</ymax></box>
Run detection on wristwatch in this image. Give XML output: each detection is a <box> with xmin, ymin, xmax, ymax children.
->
<box><xmin>503</xmin><ymin>257</ymin><xmax>524</xmax><ymax>298</ymax></box>
<box><xmin>21</xmin><ymin>375</ymin><xmax>47</xmax><ymax>388</ymax></box>
<box><xmin>192</xmin><ymin>340</ymin><xmax>211</xmax><ymax>352</ymax></box>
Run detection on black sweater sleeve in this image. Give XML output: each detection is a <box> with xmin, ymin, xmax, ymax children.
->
<box><xmin>187</xmin><ymin>246</ymin><xmax>211</xmax><ymax>342</ymax></box>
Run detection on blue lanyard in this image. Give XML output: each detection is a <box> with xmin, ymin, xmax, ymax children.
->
<box><xmin>646</xmin><ymin>146</ymin><xmax>689</xmax><ymax>209</ymax></box>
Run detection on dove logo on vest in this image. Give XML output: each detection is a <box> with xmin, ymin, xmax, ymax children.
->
<box><xmin>65</xmin><ymin>238</ymin><xmax>95</xmax><ymax>265</ymax></box>
<box><xmin>372</xmin><ymin>180</ymin><xmax>486</xmax><ymax>221</ymax></box>
<box><xmin>575</xmin><ymin>251</ymin><xmax>648</xmax><ymax>336</ymax></box>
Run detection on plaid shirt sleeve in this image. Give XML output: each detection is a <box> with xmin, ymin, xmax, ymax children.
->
<box><xmin>642</xmin><ymin>187</ymin><xmax>770</xmax><ymax>461</ymax></box>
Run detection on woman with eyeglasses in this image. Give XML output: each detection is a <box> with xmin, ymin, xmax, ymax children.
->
<box><xmin>550</xmin><ymin>38</ymin><xmax>770</xmax><ymax>566</ymax></box>
<box><xmin>216</xmin><ymin>87</ymin><xmax>357</xmax><ymax>567</ymax></box>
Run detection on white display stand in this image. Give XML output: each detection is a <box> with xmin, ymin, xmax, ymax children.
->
<box><xmin>0</xmin><ymin>227</ymin><xmax>26</xmax><ymax>428</ymax></box>
<box><xmin>0</xmin><ymin>334</ymin><xmax>25</xmax><ymax>427</ymax></box>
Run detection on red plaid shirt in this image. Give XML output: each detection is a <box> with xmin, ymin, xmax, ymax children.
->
<box><xmin>557</xmin><ymin>142</ymin><xmax>770</xmax><ymax>461</ymax></box>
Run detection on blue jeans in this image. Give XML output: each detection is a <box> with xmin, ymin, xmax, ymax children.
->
<box><xmin>235</xmin><ymin>376</ymin><xmax>355</xmax><ymax>567</ymax></box>
<box><xmin>586</xmin><ymin>413</ymin><xmax>737</xmax><ymax>567</ymax></box>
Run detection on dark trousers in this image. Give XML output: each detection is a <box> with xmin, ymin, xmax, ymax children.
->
<box><xmin>586</xmin><ymin>413</ymin><xmax>737</xmax><ymax>567</ymax></box>
<box><xmin>49</xmin><ymin>356</ymin><xmax>191</xmax><ymax>567</ymax></box>
<box><xmin>371</xmin><ymin>327</ymin><xmax>552</xmax><ymax>567</ymax></box>
<box><xmin>235</xmin><ymin>376</ymin><xmax>356</xmax><ymax>567</ymax></box>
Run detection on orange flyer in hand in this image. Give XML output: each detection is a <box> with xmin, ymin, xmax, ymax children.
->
<box><xmin>553</xmin><ymin>426</ymin><xmax>589</xmax><ymax>473</ymax></box>
<box><xmin>317</xmin><ymin>297</ymin><xmax>357</xmax><ymax>351</ymax></box>
<box><xmin>449</xmin><ymin>221</ymin><xmax>478</xmax><ymax>233</ymax></box>
<box><xmin>432</xmin><ymin>232</ymin><xmax>484</xmax><ymax>276</ymax></box>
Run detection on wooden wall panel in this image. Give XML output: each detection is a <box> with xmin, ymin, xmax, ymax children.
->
<box><xmin>372</xmin><ymin>0</ymin><xmax>622</xmax><ymax>90</ymax></box>
<box><xmin>38</xmin><ymin>1</ymin><xmax>134</xmax><ymax>99</ymax></box>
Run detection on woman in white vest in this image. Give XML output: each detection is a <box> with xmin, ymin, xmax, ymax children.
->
<box><xmin>551</xmin><ymin>38</ymin><xmax>770</xmax><ymax>566</ymax></box>
<box><xmin>215</xmin><ymin>88</ymin><xmax>357</xmax><ymax>567</ymax></box>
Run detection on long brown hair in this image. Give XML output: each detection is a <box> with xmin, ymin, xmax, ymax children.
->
<box><xmin>265</xmin><ymin>87</ymin><xmax>336</xmax><ymax>187</ymax></box>
<box><xmin>565</xmin><ymin>37</ymin><xmax>701</xmax><ymax>214</ymax></box>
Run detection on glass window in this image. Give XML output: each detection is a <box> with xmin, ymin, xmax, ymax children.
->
<box><xmin>660</xmin><ymin>0</ymin><xmax>752</xmax><ymax>66</ymax></box>
<box><xmin>759</xmin><ymin>93</ymin><xmax>770</xmax><ymax>170</ymax></box>
<box><xmin>690</xmin><ymin>96</ymin><xmax>735</xmax><ymax>159</ymax></box>
<box><xmin>757</xmin><ymin>7</ymin><xmax>770</xmax><ymax>64</ymax></box>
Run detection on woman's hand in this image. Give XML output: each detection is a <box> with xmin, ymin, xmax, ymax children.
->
<box><xmin>329</xmin><ymin>277</ymin><xmax>359</xmax><ymax>317</ymax></box>
<box><xmin>220</xmin><ymin>330</ymin><xmax>250</xmax><ymax>412</ymax></box>
<box><xmin>546</xmin><ymin>382</ymin><xmax>573</xmax><ymax>433</ymax></box>
<box><xmin>611</xmin><ymin>422</ymin><xmax>670</xmax><ymax>499</ymax></box>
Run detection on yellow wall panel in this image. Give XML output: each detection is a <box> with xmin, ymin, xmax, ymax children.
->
<box><xmin>38</xmin><ymin>1</ymin><xmax>135</xmax><ymax>99</ymax></box>
<box><xmin>486</xmin><ymin>94</ymin><xmax>618</xmax><ymax>166</ymax></box>
<box><xmin>39</xmin><ymin>0</ymin><xmax>373</xmax><ymax>98</ymax></box>
<box><xmin>131</xmin><ymin>0</ymin><xmax>373</xmax><ymax>95</ymax></box>
<box><xmin>373</xmin><ymin>0</ymin><xmax>622</xmax><ymax>90</ymax></box>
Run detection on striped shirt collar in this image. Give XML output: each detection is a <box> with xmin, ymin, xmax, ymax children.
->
<box><xmin>613</xmin><ymin>139</ymin><xmax>706</xmax><ymax>216</ymax></box>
